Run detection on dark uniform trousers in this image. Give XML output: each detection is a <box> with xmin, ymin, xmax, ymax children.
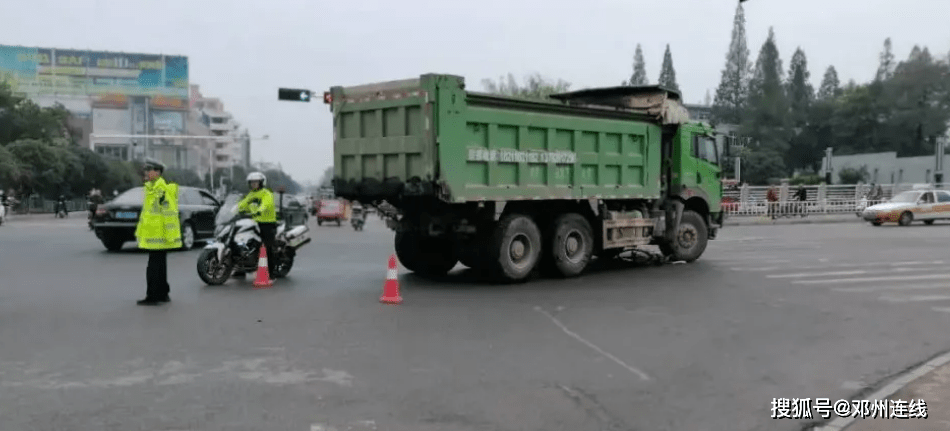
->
<box><xmin>146</xmin><ymin>250</ymin><xmax>170</xmax><ymax>299</ymax></box>
<box><xmin>258</xmin><ymin>222</ymin><xmax>278</xmax><ymax>277</ymax></box>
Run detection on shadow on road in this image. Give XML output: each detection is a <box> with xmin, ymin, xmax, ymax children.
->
<box><xmin>403</xmin><ymin>250</ymin><xmax>676</xmax><ymax>290</ymax></box>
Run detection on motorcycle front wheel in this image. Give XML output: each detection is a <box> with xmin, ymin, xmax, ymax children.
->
<box><xmin>197</xmin><ymin>248</ymin><xmax>233</xmax><ymax>285</ymax></box>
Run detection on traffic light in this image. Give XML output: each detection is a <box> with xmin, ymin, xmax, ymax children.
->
<box><xmin>278</xmin><ymin>88</ymin><xmax>312</xmax><ymax>102</ymax></box>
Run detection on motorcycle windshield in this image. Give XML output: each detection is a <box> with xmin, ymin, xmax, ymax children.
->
<box><xmin>215</xmin><ymin>194</ymin><xmax>244</xmax><ymax>226</ymax></box>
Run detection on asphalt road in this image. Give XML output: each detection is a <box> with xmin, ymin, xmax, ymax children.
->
<box><xmin>2</xmin><ymin>214</ymin><xmax>950</xmax><ymax>431</ymax></box>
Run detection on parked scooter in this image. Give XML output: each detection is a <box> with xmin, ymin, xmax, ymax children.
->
<box><xmin>197</xmin><ymin>194</ymin><xmax>311</xmax><ymax>286</ymax></box>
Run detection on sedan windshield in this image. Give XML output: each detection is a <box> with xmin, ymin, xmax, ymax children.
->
<box><xmin>889</xmin><ymin>191</ymin><xmax>921</xmax><ymax>203</ymax></box>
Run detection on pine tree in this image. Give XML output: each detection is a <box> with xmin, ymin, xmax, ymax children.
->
<box><xmin>875</xmin><ymin>38</ymin><xmax>895</xmax><ymax>81</ymax></box>
<box><xmin>657</xmin><ymin>44</ymin><xmax>680</xmax><ymax>93</ymax></box>
<box><xmin>627</xmin><ymin>44</ymin><xmax>649</xmax><ymax>86</ymax></box>
<box><xmin>711</xmin><ymin>3</ymin><xmax>752</xmax><ymax>125</ymax></box>
<box><xmin>816</xmin><ymin>66</ymin><xmax>840</xmax><ymax>100</ymax></box>
<box><xmin>786</xmin><ymin>47</ymin><xmax>814</xmax><ymax>126</ymax></box>
<box><xmin>704</xmin><ymin>90</ymin><xmax>712</xmax><ymax>106</ymax></box>
<box><xmin>745</xmin><ymin>27</ymin><xmax>789</xmax><ymax>157</ymax></box>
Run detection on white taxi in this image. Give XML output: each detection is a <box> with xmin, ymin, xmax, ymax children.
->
<box><xmin>862</xmin><ymin>189</ymin><xmax>950</xmax><ymax>226</ymax></box>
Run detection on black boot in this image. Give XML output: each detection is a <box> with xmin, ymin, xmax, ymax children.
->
<box><xmin>136</xmin><ymin>298</ymin><xmax>161</xmax><ymax>306</ymax></box>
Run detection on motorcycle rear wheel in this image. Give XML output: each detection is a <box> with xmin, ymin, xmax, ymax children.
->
<box><xmin>272</xmin><ymin>255</ymin><xmax>293</xmax><ymax>278</ymax></box>
<box><xmin>197</xmin><ymin>248</ymin><xmax>233</xmax><ymax>285</ymax></box>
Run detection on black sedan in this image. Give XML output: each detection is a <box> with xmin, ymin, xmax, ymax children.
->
<box><xmin>92</xmin><ymin>186</ymin><xmax>221</xmax><ymax>251</ymax></box>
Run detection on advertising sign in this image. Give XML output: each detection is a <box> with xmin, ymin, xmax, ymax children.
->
<box><xmin>0</xmin><ymin>45</ymin><xmax>189</xmax><ymax>104</ymax></box>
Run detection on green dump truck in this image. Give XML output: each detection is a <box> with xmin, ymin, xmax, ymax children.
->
<box><xmin>326</xmin><ymin>74</ymin><xmax>723</xmax><ymax>282</ymax></box>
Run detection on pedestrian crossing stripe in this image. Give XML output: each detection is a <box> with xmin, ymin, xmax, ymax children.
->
<box><xmin>793</xmin><ymin>273</ymin><xmax>950</xmax><ymax>285</ymax></box>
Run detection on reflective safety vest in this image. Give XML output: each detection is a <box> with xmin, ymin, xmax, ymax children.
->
<box><xmin>237</xmin><ymin>188</ymin><xmax>277</xmax><ymax>223</ymax></box>
<box><xmin>135</xmin><ymin>177</ymin><xmax>182</xmax><ymax>250</ymax></box>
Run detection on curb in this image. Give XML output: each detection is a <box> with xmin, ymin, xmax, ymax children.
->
<box><xmin>813</xmin><ymin>349</ymin><xmax>950</xmax><ymax>431</ymax></box>
<box><xmin>724</xmin><ymin>217</ymin><xmax>862</xmax><ymax>227</ymax></box>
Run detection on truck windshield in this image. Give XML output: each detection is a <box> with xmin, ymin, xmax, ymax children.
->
<box><xmin>693</xmin><ymin>136</ymin><xmax>719</xmax><ymax>165</ymax></box>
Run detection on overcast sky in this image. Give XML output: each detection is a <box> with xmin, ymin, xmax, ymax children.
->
<box><xmin>3</xmin><ymin>0</ymin><xmax>949</xmax><ymax>183</ymax></box>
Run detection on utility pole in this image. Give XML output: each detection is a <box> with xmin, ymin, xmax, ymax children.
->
<box><xmin>824</xmin><ymin>147</ymin><xmax>833</xmax><ymax>185</ymax></box>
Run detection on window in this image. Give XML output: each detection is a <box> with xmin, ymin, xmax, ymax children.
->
<box><xmin>199</xmin><ymin>192</ymin><xmax>218</xmax><ymax>206</ymax></box>
<box><xmin>692</xmin><ymin>135</ymin><xmax>719</xmax><ymax>165</ymax></box>
<box><xmin>937</xmin><ymin>191</ymin><xmax>950</xmax><ymax>203</ymax></box>
<box><xmin>920</xmin><ymin>192</ymin><xmax>934</xmax><ymax>204</ymax></box>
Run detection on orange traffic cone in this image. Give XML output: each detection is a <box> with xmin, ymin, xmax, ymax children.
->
<box><xmin>253</xmin><ymin>246</ymin><xmax>273</xmax><ymax>288</ymax></box>
<box><xmin>380</xmin><ymin>254</ymin><xmax>402</xmax><ymax>304</ymax></box>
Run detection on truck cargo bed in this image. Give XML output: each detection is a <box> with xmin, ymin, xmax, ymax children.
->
<box><xmin>330</xmin><ymin>74</ymin><xmax>663</xmax><ymax>203</ymax></box>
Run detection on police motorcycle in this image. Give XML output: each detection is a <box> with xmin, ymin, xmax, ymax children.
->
<box><xmin>351</xmin><ymin>205</ymin><xmax>365</xmax><ymax>231</ymax></box>
<box><xmin>197</xmin><ymin>193</ymin><xmax>311</xmax><ymax>286</ymax></box>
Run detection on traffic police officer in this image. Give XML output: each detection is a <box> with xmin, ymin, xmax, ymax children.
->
<box><xmin>135</xmin><ymin>158</ymin><xmax>182</xmax><ymax>306</ymax></box>
<box><xmin>237</xmin><ymin>172</ymin><xmax>278</xmax><ymax>281</ymax></box>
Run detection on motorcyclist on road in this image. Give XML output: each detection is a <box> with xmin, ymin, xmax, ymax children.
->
<box><xmin>235</xmin><ymin>172</ymin><xmax>278</xmax><ymax>281</ymax></box>
<box><xmin>55</xmin><ymin>194</ymin><xmax>68</xmax><ymax>216</ymax></box>
<box><xmin>792</xmin><ymin>185</ymin><xmax>808</xmax><ymax>216</ymax></box>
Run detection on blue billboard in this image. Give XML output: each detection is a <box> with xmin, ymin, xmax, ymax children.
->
<box><xmin>0</xmin><ymin>45</ymin><xmax>189</xmax><ymax>105</ymax></box>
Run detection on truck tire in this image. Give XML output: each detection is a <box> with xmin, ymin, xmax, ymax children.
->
<box><xmin>486</xmin><ymin>214</ymin><xmax>542</xmax><ymax>283</ymax></box>
<box><xmin>458</xmin><ymin>239</ymin><xmax>486</xmax><ymax>271</ymax></box>
<box><xmin>545</xmin><ymin>213</ymin><xmax>594</xmax><ymax>278</ymax></box>
<box><xmin>659</xmin><ymin>210</ymin><xmax>708</xmax><ymax>262</ymax></box>
<box><xmin>394</xmin><ymin>230</ymin><xmax>458</xmax><ymax>278</ymax></box>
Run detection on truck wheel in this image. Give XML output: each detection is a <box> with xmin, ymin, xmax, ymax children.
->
<box><xmin>546</xmin><ymin>213</ymin><xmax>593</xmax><ymax>277</ymax></box>
<box><xmin>659</xmin><ymin>210</ymin><xmax>708</xmax><ymax>262</ymax></box>
<box><xmin>486</xmin><ymin>214</ymin><xmax>542</xmax><ymax>283</ymax></box>
<box><xmin>394</xmin><ymin>231</ymin><xmax>458</xmax><ymax>277</ymax></box>
<box><xmin>458</xmin><ymin>239</ymin><xmax>486</xmax><ymax>271</ymax></box>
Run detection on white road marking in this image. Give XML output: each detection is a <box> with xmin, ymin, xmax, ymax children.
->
<box><xmin>534</xmin><ymin>306</ymin><xmax>650</xmax><ymax>381</ymax></box>
<box><xmin>931</xmin><ymin>307</ymin><xmax>950</xmax><ymax>313</ymax></box>
<box><xmin>879</xmin><ymin>295</ymin><xmax>950</xmax><ymax>303</ymax></box>
<box><xmin>834</xmin><ymin>283</ymin><xmax>950</xmax><ymax>293</ymax></box>
<box><xmin>767</xmin><ymin>267</ymin><xmax>921</xmax><ymax>279</ymax></box>
<box><xmin>793</xmin><ymin>274</ymin><xmax>950</xmax><ymax>285</ymax></box>
<box><xmin>730</xmin><ymin>260</ymin><xmax>945</xmax><ymax>272</ymax></box>
<box><xmin>767</xmin><ymin>270</ymin><xmax>868</xmax><ymax>279</ymax></box>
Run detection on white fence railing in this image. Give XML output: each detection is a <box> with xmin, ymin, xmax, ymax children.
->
<box><xmin>724</xmin><ymin>200</ymin><xmax>886</xmax><ymax>217</ymax></box>
<box><xmin>722</xmin><ymin>182</ymin><xmax>948</xmax><ymax>217</ymax></box>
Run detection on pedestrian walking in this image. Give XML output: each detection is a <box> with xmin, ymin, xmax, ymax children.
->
<box><xmin>135</xmin><ymin>159</ymin><xmax>182</xmax><ymax>306</ymax></box>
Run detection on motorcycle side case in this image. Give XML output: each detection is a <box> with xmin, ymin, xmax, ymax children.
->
<box><xmin>284</xmin><ymin>225</ymin><xmax>310</xmax><ymax>249</ymax></box>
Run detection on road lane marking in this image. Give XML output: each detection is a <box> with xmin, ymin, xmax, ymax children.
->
<box><xmin>731</xmin><ymin>260</ymin><xmax>945</xmax><ymax>272</ymax></box>
<box><xmin>533</xmin><ymin>306</ymin><xmax>650</xmax><ymax>381</ymax></box>
<box><xmin>794</xmin><ymin>274</ymin><xmax>950</xmax><ymax>285</ymax></box>
<box><xmin>767</xmin><ymin>267</ymin><xmax>921</xmax><ymax>279</ymax></box>
<box><xmin>834</xmin><ymin>283</ymin><xmax>950</xmax><ymax>293</ymax></box>
<box><xmin>879</xmin><ymin>295</ymin><xmax>950</xmax><ymax>303</ymax></box>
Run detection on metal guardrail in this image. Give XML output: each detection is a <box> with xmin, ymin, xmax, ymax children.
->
<box><xmin>722</xmin><ymin>182</ymin><xmax>949</xmax><ymax>217</ymax></box>
<box><xmin>723</xmin><ymin>200</ymin><xmax>885</xmax><ymax>217</ymax></box>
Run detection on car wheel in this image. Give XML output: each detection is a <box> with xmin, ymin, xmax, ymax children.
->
<box><xmin>871</xmin><ymin>222</ymin><xmax>882</xmax><ymax>226</ymax></box>
<box><xmin>102</xmin><ymin>236</ymin><xmax>125</xmax><ymax>252</ymax></box>
<box><xmin>899</xmin><ymin>211</ymin><xmax>914</xmax><ymax>226</ymax></box>
<box><xmin>180</xmin><ymin>222</ymin><xmax>195</xmax><ymax>250</ymax></box>
<box><xmin>924</xmin><ymin>220</ymin><xmax>935</xmax><ymax>225</ymax></box>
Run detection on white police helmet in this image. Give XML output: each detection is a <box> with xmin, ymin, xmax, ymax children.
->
<box><xmin>246</xmin><ymin>172</ymin><xmax>266</xmax><ymax>187</ymax></box>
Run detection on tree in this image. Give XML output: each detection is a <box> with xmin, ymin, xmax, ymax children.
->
<box><xmin>657</xmin><ymin>45</ymin><xmax>680</xmax><ymax>92</ymax></box>
<box><xmin>875</xmin><ymin>38</ymin><xmax>896</xmax><ymax>82</ymax></box>
<box><xmin>881</xmin><ymin>45</ymin><xmax>950</xmax><ymax>156</ymax></box>
<box><xmin>785</xmin><ymin>47</ymin><xmax>816</xmax><ymax>171</ymax></box>
<box><xmin>744</xmin><ymin>27</ymin><xmax>789</xmax><ymax>153</ymax></box>
<box><xmin>816</xmin><ymin>66</ymin><xmax>841</xmax><ymax>100</ymax></box>
<box><xmin>626</xmin><ymin>44</ymin><xmax>649</xmax><ymax>86</ymax></box>
<box><xmin>712</xmin><ymin>2</ymin><xmax>753</xmax><ymax>125</ymax></box>
<box><xmin>704</xmin><ymin>90</ymin><xmax>712</xmax><ymax>106</ymax></box>
<box><xmin>481</xmin><ymin>73</ymin><xmax>571</xmax><ymax>100</ymax></box>
<box><xmin>319</xmin><ymin>166</ymin><xmax>334</xmax><ymax>188</ymax></box>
